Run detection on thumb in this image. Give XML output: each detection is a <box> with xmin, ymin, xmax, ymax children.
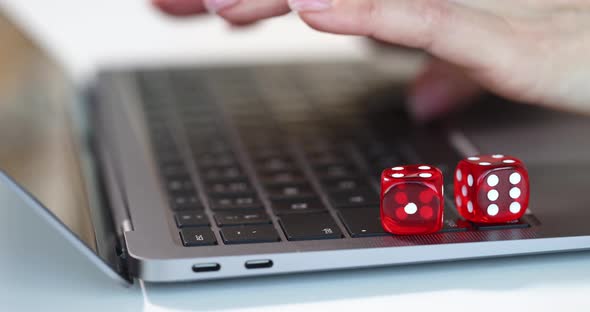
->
<box><xmin>408</xmin><ymin>59</ymin><xmax>482</xmax><ymax>123</ymax></box>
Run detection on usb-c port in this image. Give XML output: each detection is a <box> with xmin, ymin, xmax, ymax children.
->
<box><xmin>192</xmin><ymin>263</ymin><xmax>221</xmax><ymax>273</ymax></box>
<box><xmin>245</xmin><ymin>259</ymin><xmax>273</xmax><ymax>269</ymax></box>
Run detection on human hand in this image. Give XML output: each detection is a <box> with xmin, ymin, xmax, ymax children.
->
<box><xmin>153</xmin><ymin>0</ymin><xmax>590</xmax><ymax>121</ymax></box>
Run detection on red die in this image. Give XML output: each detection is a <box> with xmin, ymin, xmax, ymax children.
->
<box><xmin>380</xmin><ymin>165</ymin><xmax>444</xmax><ymax>235</ymax></box>
<box><xmin>454</xmin><ymin>155</ymin><xmax>529</xmax><ymax>223</ymax></box>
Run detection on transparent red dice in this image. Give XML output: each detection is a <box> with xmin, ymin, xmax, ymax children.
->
<box><xmin>380</xmin><ymin>165</ymin><xmax>444</xmax><ymax>235</ymax></box>
<box><xmin>454</xmin><ymin>154</ymin><xmax>529</xmax><ymax>223</ymax></box>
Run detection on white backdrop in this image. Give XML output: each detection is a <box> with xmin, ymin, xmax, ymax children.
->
<box><xmin>0</xmin><ymin>0</ymin><xmax>368</xmax><ymax>81</ymax></box>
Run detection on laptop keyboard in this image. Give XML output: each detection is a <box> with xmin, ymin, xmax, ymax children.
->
<box><xmin>136</xmin><ymin>64</ymin><xmax>530</xmax><ymax>247</ymax></box>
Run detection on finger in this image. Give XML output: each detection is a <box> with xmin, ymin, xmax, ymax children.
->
<box><xmin>152</xmin><ymin>0</ymin><xmax>207</xmax><ymax>16</ymax></box>
<box><xmin>288</xmin><ymin>0</ymin><xmax>519</xmax><ymax>72</ymax></box>
<box><xmin>408</xmin><ymin>59</ymin><xmax>482</xmax><ymax>122</ymax></box>
<box><xmin>211</xmin><ymin>0</ymin><xmax>291</xmax><ymax>25</ymax></box>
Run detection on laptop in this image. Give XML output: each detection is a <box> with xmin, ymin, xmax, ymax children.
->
<box><xmin>2</xmin><ymin>14</ymin><xmax>590</xmax><ymax>286</ymax></box>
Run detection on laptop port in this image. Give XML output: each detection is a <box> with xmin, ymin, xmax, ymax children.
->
<box><xmin>245</xmin><ymin>259</ymin><xmax>273</xmax><ymax>269</ymax></box>
<box><xmin>192</xmin><ymin>263</ymin><xmax>221</xmax><ymax>273</ymax></box>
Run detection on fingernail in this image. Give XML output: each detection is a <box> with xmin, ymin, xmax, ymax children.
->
<box><xmin>288</xmin><ymin>0</ymin><xmax>331</xmax><ymax>12</ymax></box>
<box><xmin>407</xmin><ymin>79</ymin><xmax>452</xmax><ymax>123</ymax></box>
<box><xmin>204</xmin><ymin>0</ymin><xmax>239</xmax><ymax>13</ymax></box>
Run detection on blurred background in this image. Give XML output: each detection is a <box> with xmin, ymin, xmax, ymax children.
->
<box><xmin>0</xmin><ymin>1</ymin><xmax>374</xmax><ymax>81</ymax></box>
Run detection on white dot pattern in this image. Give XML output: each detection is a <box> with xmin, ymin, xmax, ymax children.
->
<box><xmin>503</xmin><ymin>159</ymin><xmax>516</xmax><ymax>164</ymax></box>
<box><xmin>468</xmin><ymin>157</ymin><xmax>480</xmax><ymax>161</ymax></box>
<box><xmin>492</xmin><ymin>154</ymin><xmax>504</xmax><ymax>158</ymax></box>
<box><xmin>392</xmin><ymin>173</ymin><xmax>404</xmax><ymax>178</ymax></box>
<box><xmin>404</xmin><ymin>203</ymin><xmax>418</xmax><ymax>214</ymax></box>
<box><xmin>462</xmin><ymin>186</ymin><xmax>468</xmax><ymax>196</ymax></box>
<box><xmin>467</xmin><ymin>201</ymin><xmax>474</xmax><ymax>213</ymax></box>
<box><xmin>510</xmin><ymin>202</ymin><xmax>521</xmax><ymax>214</ymax></box>
<box><xmin>487</xmin><ymin>174</ymin><xmax>499</xmax><ymax>187</ymax></box>
<box><xmin>419</xmin><ymin>166</ymin><xmax>431</xmax><ymax>170</ymax></box>
<box><xmin>456</xmin><ymin>196</ymin><xmax>462</xmax><ymax>207</ymax></box>
<box><xmin>467</xmin><ymin>174</ymin><xmax>474</xmax><ymax>187</ymax></box>
<box><xmin>487</xmin><ymin>204</ymin><xmax>499</xmax><ymax>216</ymax></box>
<box><xmin>456</xmin><ymin>169</ymin><xmax>463</xmax><ymax>181</ymax></box>
<box><xmin>510</xmin><ymin>187</ymin><xmax>521</xmax><ymax>199</ymax></box>
<box><xmin>480</xmin><ymin>162</ymin><xmax>491</xmax><ymax>166</ymax></box>
<box><xmin>510</xmin><ymin>172</ymin><xmax>522</xmax><ymax>184</ymax></box>
<box><xmin>392</xmin><ymin>167</ymin><xmax>404</xmax><ymax>171</ymax></box>
<box><xmin>487</xmin><ymin>189</ymin><xmax>499</xmax><ymax>201</ymax></box>
<box><xmin>419</xmin><ymin>173</ymin><xmax>433</xmax><ymax>178</ymax></box>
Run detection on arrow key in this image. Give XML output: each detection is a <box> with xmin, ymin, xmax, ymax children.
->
<box><xmin>220</xmin><ymin>225</ymin><xmax>280</xmax><ymax>244</ymax></box>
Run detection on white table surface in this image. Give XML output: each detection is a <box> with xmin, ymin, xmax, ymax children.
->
<box><xmin>1</xmin><ymin>1</ymin><xmax>590</xmax><ymax>311</ymax></box>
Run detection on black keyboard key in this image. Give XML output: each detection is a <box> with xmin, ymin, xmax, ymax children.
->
<box><xmin>201</xmin><ymin>166</ymin><xmax>246</xmax><ymax>182</ymax></box>
<box><xmin>301</xmin><ymin>140</ymin><xmax>339</xmax><ymax>154</ymax></box>
<box><xmin>175</xmin><ymin>212</ymin><xmax>210</xmax><ymax>228</ymax></box>
<box><xmin>315</xmin><ymin>164</ymin><xmax>360</xmax><ymax>179</ymax></box>
<box><xmin>220</xmin><ymin>225</ymin><xmax>280</xmax><ymax>244</ymax></box>
<box><xmin>242</xmin><ymin>135</ymin><xmax>284</xmax><ymax>148</ymax></box>
<box><xmin>180</xmin><ymin>228</ymin><xmax>217</xmax><ymax>246</ymax></box>
<box><xmin>205</xmin><ymin>180</ymin><xmax>256</xmax><ymax>196</ymax></box>
<box><xmin>255</xmin><ymin>157</ymin><xmax>299</xmax><ymax>173</ymax></box>
<box><xmin>307</xmin><ymin>151</ymin><xmax>351</xmax><ymax>168</ymax></box>
<box><xmin>473</xmin><ymin>219</ymin><xmax>530</xmax><ymax>231</ymax></box>
<box><xmin>215</xmin><ymin>210</ymin><xmax>271</xmax><ymax>226</ymax></box>
<box><xmin>259</xmin><ymin>170</ymin><xmax>307</xmax><ymax>186</ymax></box>
<box><xmin>190</xmin><ymin>139</ymin><xmax>233</xmax><ymax>154</ymax></box>
<box><xmin>170</xmin><ymin>194</ymin><xmax>204</xmax><ymax>211</ymax></box>
<box><xmin>321</xmin><ymin>178</ymin><xmax>370</xmax><ymax>193</ymax></box>
<box><xmin>280</xmin><ymin>213</ymin><xmax>343</xmax><ymax>241</ymax></box>
<box><xmin>210</xmin><ymin>195</ymin><xmax>264</xmax><ymax>210</ymax></box>
<box><xmin>160</xmin><ymin>164</ymin><xmax>190</xmax><ymax>178</ymax></box>
<box><xmin>249</xmin><ymin>146</ymin><xmax>289</xmax><ymax>160</ymax></box>
<box><xmin>165</xmin><ymin>178</ymin><xmax>195</xmax><ymax>193</ymax></box>
<box><xmin>339</xmin><ymin>208</ymin><xmax>387</xmax><ymax>237</ymax></box>
<box><xmin>271</xmin><ymin>197</ymin><xmax>326</xmax><ymax>214</ymax></box>
<box><xmin>195</xmin><ymin>153</ymin><xmax>237</xmax><ymax>168</ymax></box>
<box><xmin>329</xmin><ymin>191</ymin><xmax>379</xmax><ymax>208</ymax></box>
<box><xmin>265</xmin><ymin>184</ymin><xmax>316</xmax><ymax>199</ymax></box>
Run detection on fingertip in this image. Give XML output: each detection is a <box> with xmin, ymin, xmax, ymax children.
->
<box><xmin>407</xmin><ymin>62</ymin><xmax>481</xmax><ymax>123</ymax></box>
<box><xmin>215</xmin><ymin>0</ymin><xmax>291</xmax><ymax>26</ymax></box>
<box><xmin>204</xmin><ymin>0</ymin><xmax>240</xmax><ymax>13</ymax></box>
<box><xmin>152</xmin><ymin>0</ymin><xmax>207</xmax><ymax>16</ymax></box>
<box><xmin>407</xmin><ymin>80</ymin><xmax>451</xmax><ymax>123</ymax></box>
<box><xmin>288</xmin><ymin>0</ymin><xmax>332</xmax><ymax>12</ymax></box>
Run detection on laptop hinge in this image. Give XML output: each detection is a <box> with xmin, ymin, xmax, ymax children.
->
<box><xmin>79</xmin><ymin>85</ymin><xmax>134</xmax><ymax>282</ymax></box>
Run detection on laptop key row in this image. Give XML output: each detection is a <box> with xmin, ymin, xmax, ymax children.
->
<box><xmin>139</xmin><ymin>70</ymin><xmax>532</xmax><ymax>248</ymax></box>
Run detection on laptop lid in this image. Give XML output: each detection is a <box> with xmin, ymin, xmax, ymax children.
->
<box><xmin>0</xmin><ymin>13</ymin><xmax>130</xmax><ymax>285</ymax></box>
